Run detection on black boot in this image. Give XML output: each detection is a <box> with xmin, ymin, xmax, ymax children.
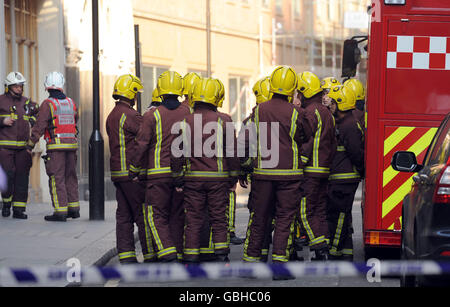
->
<box><xmin>313</xmin><ymin>247</ymin><xmax>330</xmax><ymax>261</ymax></box>
<box><xmin>67</xmin><ymin>211</ymin><xmax>80</xmax><ymax>219</ymax></box>
<box><xmin>1</xmin><ymin>202</ymin><xmax>11</xmax><ymax>217</ymax></box>
<box><xmin>12</xmin><ymin>208</ymin><xmax>27</xmax><ymax>219</ymax></box>
<box><xmin>215</xmin><ymin>254</ymin><xmax>230</xmax><ymax>262</ymax></box>
<box><xmin>44</xmin><ymin>213</ymin><xmax>67</xmax><ymax>222</ymax></box>
<box><xmin>230</xmin><ymin>232</ymin><xmax>245</xmax><ymax>245</ymax></box>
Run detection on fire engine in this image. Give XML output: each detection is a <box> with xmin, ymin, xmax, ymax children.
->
<box><xmin>342</xmin><ymin>0</ymin><xmax>450</xmax><ymax>256</ymax></box>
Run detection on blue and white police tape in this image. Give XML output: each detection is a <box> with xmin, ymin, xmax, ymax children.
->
<box><xmin>1</xmin><ymin>260</ymin><xmax>450</xmax><ymax>286</ymax></box>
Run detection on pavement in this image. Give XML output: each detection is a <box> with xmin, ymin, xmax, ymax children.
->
<box><xmin>0</xmin><ymin>183</ymin><xmax>362</xmax><ymax>286</ymax></box>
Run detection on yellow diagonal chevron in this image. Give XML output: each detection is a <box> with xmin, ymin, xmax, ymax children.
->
<box><xmin>382</xmin><ymin>173</ymin><xmax>415</xmax><ymax>219</ymax></box>
<box><xmin>383</xmin><ymin>127</ymin><xmax>415</xmax><ymax>156</ymax></box>
<box><xmin>383</xmin><ymin>127</ymin><xmax>438</xmax><ymax>187</ymax></box>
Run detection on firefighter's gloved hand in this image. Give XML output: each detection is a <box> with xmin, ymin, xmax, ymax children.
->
<box><xmin>173</xmin><ymin>176</ymin><xmax>184</xmax><ymax>191</ymax></box>
<box><xmin>239</xmin><ymin>174</ymin><xmax>248</xmax><ymax>189</ymax></box>
<box><xmin>129</xmin><ymin>170</ymin><xmax>139</xmax><ymax>181</ymax></box>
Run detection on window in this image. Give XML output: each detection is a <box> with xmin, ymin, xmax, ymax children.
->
<box><xmin>228</xmin><ymin>76</ymin><xmax>250</xmax><ymax>127</ymax></box>
<box><xmin>261</xmin><ymin>0</ymin><xmax>270</xmax><ymax>8</ymax></box>
<box><xmin>325</xmin><ymin>42</ymin><xmax>333</xmax><ymax>68</ymax></box>
<box><xmin>275</xmin><ymin>0</ymin><xmax>282</xmax><ymax>13</ymax></box>
<box><xmin>293</xmin><ymin>0</ymin><xmax>300</xmax><ymax>17</ymax></box>
<box><xmin>425</xmin><ymin>118</ymin><xmax>450</xmax><ymax>167</ymax></box>
<box><xmin>335</xmin><ymin>43</ymin><xmax>342</xmax><ymax>69</ymax></box>
<box><xmin>141</xmin><ymin>65</ymin><xmax>169</xmax><ymax>111</ymax></box>
<box><xmin>313</xmin><ymin>39</ymin><xmax>323</xmax><ymax>67</ymax></box>
<box><xmin>4</xmin><ymin>0</ymin><xmax>39</xmax><ymax>100</ymax></box>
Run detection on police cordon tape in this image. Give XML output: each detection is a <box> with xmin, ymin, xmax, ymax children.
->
<box><xmin>1</xmin><ymin>260</ymin><xmax>450</xmax><ymax>286</ymax></box>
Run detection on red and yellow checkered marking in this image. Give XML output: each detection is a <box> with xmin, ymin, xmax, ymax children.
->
<box><xmin>382</xmin><ymin>126</ymin><xmax>438</xmax><ymax>230</ymax></box>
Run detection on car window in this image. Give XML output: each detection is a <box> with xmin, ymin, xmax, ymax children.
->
<box><xmin>424</xmin><ymin>116</ymin><xmax>450</xmax><ymax>167</ymax></box>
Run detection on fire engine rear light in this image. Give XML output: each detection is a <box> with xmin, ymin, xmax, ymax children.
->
<box><xmin>434</xmin><ymin>166</ymin><xmax>450</xmax><ymax>204</ymax></box>
<box><xmin>384</xmin><ymin>0</ymin><xmax>406</xmax><ymax>4</ymax></box>
<box><xmin>440</xmin><ymin>251</ymin><xmax>450</xmax><ymax>257</ymax></box>
<box><xmin>439</xmin><ymin>167</ymin><xmax>450</xmax><ymax>184</ymax></box>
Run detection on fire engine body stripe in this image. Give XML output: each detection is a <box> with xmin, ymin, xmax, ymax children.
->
<box><xmin>383</xmin><ymin>128</ymin><xmax>437</xmax><ymax>187</ymax></box>
<box><xmin>381</xmin><ymin>126</ymin><xmax>437</xmax><ymax>226</ymax></box>
<box><xmin>383</xmin><ymin>127</ymin><xmax>415</xmax><ymax>156</ymax></box>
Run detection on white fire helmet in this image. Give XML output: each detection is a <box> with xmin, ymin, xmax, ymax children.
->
<box><xmin>44</xmin><ymin>71</ymin><xmax>65</xmax><ymax>91</ymax></box>
<box><xmin>4</xmin><ymin>72</ymin><xmax>26</xmax><ymax>87</ymax></box>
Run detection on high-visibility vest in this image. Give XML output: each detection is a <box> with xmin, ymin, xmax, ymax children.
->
<box><xmin>44</xmin><ymin>97</ymin><xmax>77</xmax><ymax>143</ymax></box>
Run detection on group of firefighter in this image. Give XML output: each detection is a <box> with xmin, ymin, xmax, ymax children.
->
<box><xmin>0</xmin><ymin>71</ymin><xmax>79</xmax><ymax>222</ymax></box>
<box><xmin>107</xmin><ymin>64</ymin><xmax>366</xmax><ymax>278</ymax></box>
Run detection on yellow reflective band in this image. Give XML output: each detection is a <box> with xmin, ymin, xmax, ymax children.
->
<box><xmin>119</xmin><ymin>114</ymin><xmax>127</xmax><ymax>172</ymax></box>
<box><xmin>331</xmin><ymin>213</ymin><xmax>345</xmax><ymax>250</ymax></box>
<box><xmin>300</xmin><ymin>197</ymin><xmax>315</xmax><ymax>241</ymax></box>
<box><xmin>313</xmin><ymin>109</ymin><xmax>322</xmax><ymax>168</ymax></box>
<box><xmin>272</xmin><ymin>254</ymin><xmax>288</xmax><ymax>262</ymax></box>
<box><xmin>118</xmin><ymin>251</ymin><xmax>136</xmax><ymax>260</ymax></box>
<box><xmin>3</xmin><ymin>196</ymin><xmax>13</xmax><ymax>202</ymax></box>
<box><xmin>228</xmin><ymin>191</ymin><xmax>235</xmax><ymax>231</ymax></box>
<box><xmin>50</xmin><ymin>176</ymin><xmax>59</xmax><ymax>210</ymax></box>
<box><xmin>183</xmin><ymin>248</ymin><xmax>200</xmax><ymax>255</ymax></box>
<box><xmin>217</xmin><ymin>118</ymin><xmax>224</xmax><ymax>172</ymax></box>
<box><xmin>68</xmin><ymin>202</ymin><xmax>79</xmax><ymax>208</ymax></box>
<box><xmin>243</xmin><ymin>211</ymin><xmax>254</xmax><ymax>261</ymax></box>
<box><xmin>47</xmin><ymin>143</ymin><xmax>78</xmax><ymax>150</ymax></box>
<box><xmin>200</xmin><ymin>248</ymin><xmax>215</xmax><ymax>254</ymax></box>
<box><xmin>301</xmin><ymin>156</ymin><xmax>309</xmax><ymax>164</ymax></box>
<box><xmin>157</xmin><ymin>247</ymin><xmax>177</xmax><ymax>258</ymax></box>
<box><xmin>253</xmin><ymin>168</ymin><xmax>304</xmax><ymax>176</ymax></box>
<box><xmin>142</xmin><ymin>204</ymin><xmax>155</xmax><ymax>255</ymax></box>
<box><xmin>147</xmin><ymin>205</ymin><xmax>164</xmax><ymax>251</ymax></box>
<box><xmin>242</xmin><ymin>255</ymin><xmax>260</xmax><ymax>263</ymax></box>
<box><xmin>337</xmin><ymin>146</ymin><xmax>346</xmax><ymax>152</ymax></box>
<box><xmin>111</xmin><ymin>170</ymin><xmax>129</xmax><ymax>177</ymax></box>
<box><xmin>329</xmin><ymin>172</ymin><xmax>360</xmax><ymax>180</ymax></box>
<box><xmin>0</xmin><ymin>140</ymin><xmax>27</xmax><ymax>147</ymax></box>
<box><xmin>12</xmin><ymin>202</ymin><xmax>26</xmax><ymax>208</ymax></box>
<box><xmin>214</xmin><ymin>242</ymin><xmax>229</xmax><ymax>250</ymax></box>
<box><xmin>304</xmin><ymin>166</ymin><xmax>330</xmax><ymax>174</ymax></box>
<box><xmin>185</xmin><ymin>171</ymin><xmax>229</xmax><ymax>178</ymax></box>
<box><xmin>146</xmin><ymin>167</ymin><xmax>171</xmax><ymax>175</ymax></box>
<box><xmin>290</xmin><ymin>109</ymin><xmax>299</xmax><ymax>170</ymax></box>
<box><xmin>154</xmin><ymin>110</ymin><xmax>162</xmax><ymax>169</ymax></box>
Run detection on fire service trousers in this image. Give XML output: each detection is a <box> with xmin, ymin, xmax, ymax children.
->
<box><xmin>183</xmin><ymin>181</ymin><xmax>230</xmax><ymax>262</ymax></box>
<box><xmin>327</xmin><ymin>182</ymin><xmax>359</xmax><ymax>257</ymax></box>
<box><xmin>0</xmin><ymin>148</ymin><xmax>32</xmax><ymax>212</ymax></box>
<box><xmin>114</xmin><ymin>180</ymin><xmax>155</xmax><ymax>263</ymax></box>
<box><xmin>299</xmin><ymin>176</ymin><xmax>330</xmax><ymax>250</ymax></box>
<box><xmin>144</xmin><ymin>178</ymin><xmax>185</xmax><ymax>261</ymax></box>
<box><xmin>243</xmin><ymin>179</ymin><xmax>302</xmax><ymax>263</ymax></box>
<box><xmin>44</xmin><ymin>151</ymin><xmax>79</xmax><ymax>215</ymax></box>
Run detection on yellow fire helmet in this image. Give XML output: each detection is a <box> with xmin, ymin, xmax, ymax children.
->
<box><xmin>253</xmin><ymin>77</ymin><xmax>271</xmax><ymax>104</ymax></box>
<box><xmin>213</xmin><ymin>78</ymin><xmax>225</xmax><ymax>108</ymax></box>
<box><xmin>321</xmin><ymin>77</ymin><xmax>341</xmax><ymax>91</ymax></box>
<box><xmin>343</xmin><ymin>78</ymin><xmax>365</xmax><ymax>101</ymax></box>
<box><xmin>113</xmin><ymin>74</ymin><xmax>143</xmax><ymax>101</ymax></box>
<box><xmin>183</xmin><ymin>72</ymin><xmax>201</xmax><ymax>96</ymax></box>
<box><xmin>152</xmin><ymin>87</ymin><xmax>162</xmax><ymax>103</ymax></box>
<box><xmin>190</xmin><ymin>78</ymin><xmax>220</xmax><ymax>107</ymax></box>
<box><xmin>327</xmin><ymin>85</ymin><xmax>356</xmax><ymax>112</ymax></box>
<box><xmin>297</xmin><ymin>71</ymin><xmax>323</xmax><ymax>99</ymax></box>
<box><xmin>269</xmin><ymin>65</ymin><xmax>298</xmax><ymax>98</ymax></box>
<box><xmin>157</xmin><ymin>70</ymin><xmax>183</xmax><ymax>97</ymax></box>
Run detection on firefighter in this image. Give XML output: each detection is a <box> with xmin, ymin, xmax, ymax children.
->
<box><xmin>0</xmin><ymin>72</ymin><xmax>38</xmax><ymax>219</ymax></box>
<box><xmin>215</xmin><ymin>78</ymin><xmax>245</xmax><ymax>246</ymax></box>
<box><xmin>146</xmin><ymin>88</ymin><xmax>162</xmax><ymax>112</ymax></box>
<box><xmin>182</xmin><ymin>72</ymin><xmax>201</xmax><ymax>112</ymax></box>
<box><xmin>242</xmin><ymin>66</ymin><xmax>312</xmax><ymax>279</ymax></box>
<box><xmin>172</xmin><ymin>78</ymin><xmax>240</xmax><ymax>264</ymax></box>
<box><xmin>105</xmin><ymin>74</ymin><xmax>156</xmax><ymax>263</ymax></box>
<box><xmin>240</xmin><ymin>76</ymin><xmax>274</xmax><ymax>261</ymax></box>
<box><xmin>321</xmin><ymin>77</ymin><xmax>341</xmax><ymax>108</ymax></box>
<box><xmin>296</xmin><ymin>71</ymin><xmax>337</xmax><ymax>260</ymax></box>
<box><xmin>326</xmin><ymin>85</ymin><xmax>364</xmax><ymax>261</ymax></box>
<box><xmin>343</xmin><ymin>78</ymin><xmax>365</xmax><ymax>129</ymax></box>
<box><xmin>27</xmin><ymin>72</ymin><xmax>79</xmax><ymax>222</ymax></box>
<box><xmin>130</xmin><ymin>70</ymin><xmax>190</xmax><ymax>262</ymax></box>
